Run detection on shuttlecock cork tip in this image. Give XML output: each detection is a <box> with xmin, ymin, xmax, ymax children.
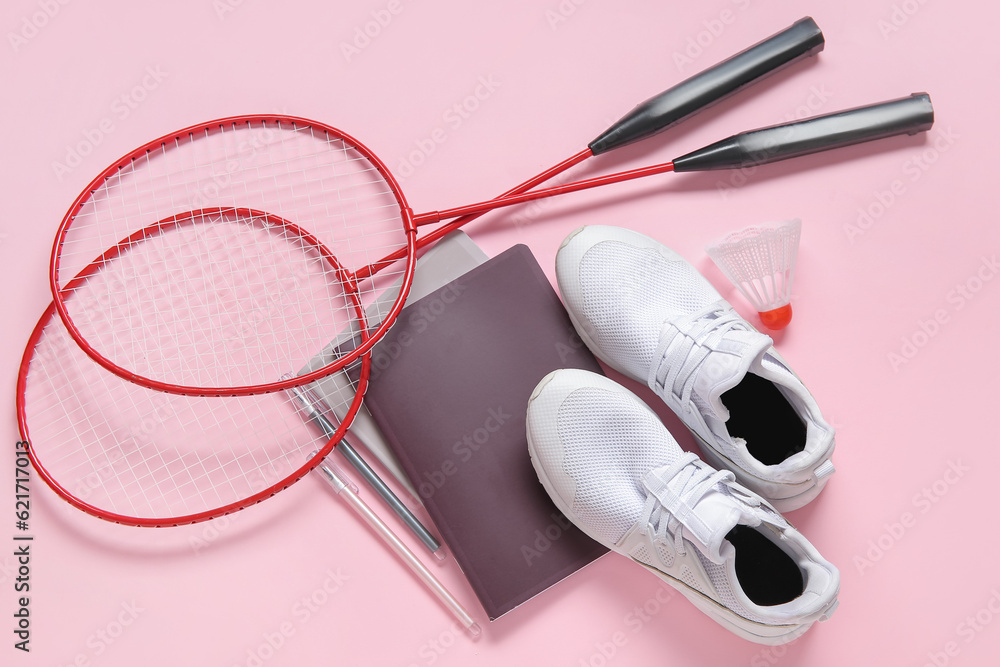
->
<box><xmin>706</xmin><ymin>218</ymin><xmax>801</xmax><ymax>332</ymax></box>
<box><xmin>759</xmin><ymin>303</ymin><xmax>792</xmax><ymax>330</ymax></box>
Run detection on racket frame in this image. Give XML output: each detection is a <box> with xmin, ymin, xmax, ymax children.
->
<box><xmin>48</xmin><ymin>116</ymin><xmax>417</xmax><ymax>397</ymax></box>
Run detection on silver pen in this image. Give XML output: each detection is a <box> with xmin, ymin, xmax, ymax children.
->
<box><xmin>310</xmin><ymin>453</ymin><xmax>479</xmax><ymax>636</ymax></box>
<box><xmin>284</xmin><ymin>376</ymin><xmax>444</xmax><ymax>558</ymax></box>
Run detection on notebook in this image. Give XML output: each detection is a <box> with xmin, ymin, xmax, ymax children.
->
<box><xmin>360</xmin><ymin>244</ymin><xmax>608</xmax><ymax>620</ymax></box>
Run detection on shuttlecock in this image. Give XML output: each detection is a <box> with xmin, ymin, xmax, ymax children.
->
<box><xmin>706</xmin><ymin>218</ymin><xmax>801</xmax><ymax>330</ymax></box>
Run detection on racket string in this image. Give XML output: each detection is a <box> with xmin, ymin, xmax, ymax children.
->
<box><xmin>53</xmin><ymin>118</ymin><xmax>412</xmax><ymax>392</ymax></box>
<box><xmin>22</xmin><ymin>306</ymin><xmax>362</xmax><ymax>521</ymax></box>
<box><xmin>64</xmin><ymin>211</ymin><xmax>393</xmax><ymax>388</ymax></box>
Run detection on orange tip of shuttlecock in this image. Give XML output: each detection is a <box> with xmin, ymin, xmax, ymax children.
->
<box><xmin>759</xmin><ymin>303</ymin><xmax>792</xmax><ymax>330</ymax></box>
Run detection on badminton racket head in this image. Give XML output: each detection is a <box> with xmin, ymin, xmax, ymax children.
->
<box><xmin>16</xmin><ymin>297</ymin><xmax>370</xmax><ymax>526</ymax></box>
<box><xmin>50</xmin><ymin>116</ymin><xmax>416</xmax><ymax>396</ymax></box>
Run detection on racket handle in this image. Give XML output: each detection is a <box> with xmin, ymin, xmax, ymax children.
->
<box><xmin>317</xmin><ymin>462</ymin><xmax>482</xmax><ymax>637</ymax></box>
<box><xmin>588</xmin><ymin>17</ymin><xmax>824</xmax><ymax>155</ymax></box>
<box><xmin>671</xmin><ymin>92</ymin><xmax>934</xmax><ymax>172</ymax></box>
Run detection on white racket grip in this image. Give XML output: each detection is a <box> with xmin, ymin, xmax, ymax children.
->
<box><xmin>316</xmin><ymin>461</ymin><xmax>482</xmax><ymax>637</ymax></box>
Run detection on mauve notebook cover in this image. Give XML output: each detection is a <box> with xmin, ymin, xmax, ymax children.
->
<box><xmin>361</xmin><ymin>244</ymin><xmax>608</xmax><ymax>621</ymax></box>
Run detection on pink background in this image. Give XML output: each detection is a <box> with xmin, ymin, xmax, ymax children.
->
<box><xmin>2</xmin><ymin>1</ymin><xmax>997</xmax><ymax>665</ymax></box>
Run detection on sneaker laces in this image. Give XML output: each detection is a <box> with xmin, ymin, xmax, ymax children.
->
<box><xmin>647</xmin><ymin>300</ymin><xmax>757</xmax><ymax>406</ymax></box>
<box><xmin>638</xmin><ymin>452</ymin><xmax>761</xmax><ymax>559</ymax></box>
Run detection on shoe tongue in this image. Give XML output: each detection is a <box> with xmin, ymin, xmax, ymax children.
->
<box><xmin>680</xmin><ymin>485</ymin><xmax>760</xmax><ymax>564</ymax></box>
<box><xmin>692</xmin><ymin>329</ymin><xmax>772</xmax><ymax>421</ymax></box>
<box><xmin>643</xmin><ymin>465</ymin><xmax>762</xmax><ymax>565</ymax></box>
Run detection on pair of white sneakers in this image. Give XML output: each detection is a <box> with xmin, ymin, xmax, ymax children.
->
<box><xmin>526</xmin><ymin>226</ymin><xmax>840</xmax><ymax>645</ymax></box>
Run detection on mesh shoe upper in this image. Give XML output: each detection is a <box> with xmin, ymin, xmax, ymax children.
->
<box><xmin>555</xmin><ymin>225</ymin><xmax>836</xmax><ymax>511</ymax></box>
<box><xmin>526</xmin><ymin>369</ymin><xmax>840</xmax><ymax>644</ymax></box>
<box><xmin>554</xmin><ymin>385</ymin><xmax>681</xmax><ymax>544</ymax></box>
<box><xmin>576</xmin><ymin>239</ymin><xmax>721</xmax><ymax>381</ymax></box>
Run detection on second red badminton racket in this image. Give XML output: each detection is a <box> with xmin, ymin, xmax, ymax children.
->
<box><xmin>49</xmin><ymin>18</ymin><xmax>932</xmax><ymax>400</ymax></box>
<box><xmin>21</xmin><ymin>212</ymin><xmax>374</xmax><ymax>524</ymax></box>
<box><xmin>16</xmin><ymin>272</ymin><xmax>478</xmax><ymax>632</ymax></box>
<box><xmin>47</xmin><ymin>18</ymin><xmax>826</xmax><ymax>397</ymax></box>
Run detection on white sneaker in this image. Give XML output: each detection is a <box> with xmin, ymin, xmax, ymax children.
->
<box><xmin>526</xmin><ymin>369</ymin><xmax>839</xmax><ymax>645</ymax></box>
<box><xmin>555</xmin><ymin>225</ymin><xmax>835</xmax><ymax>511</ymax></box>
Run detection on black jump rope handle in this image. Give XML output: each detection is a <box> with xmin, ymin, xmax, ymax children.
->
<box><xmin>673</xmin><ymin>92</ymin><xmax>935</xmax><ymax>171</ymax></box>
<box><xmin>589</xmin><ymin>17</ymin><xmax>825</xmax><ymax>156</ymax></box>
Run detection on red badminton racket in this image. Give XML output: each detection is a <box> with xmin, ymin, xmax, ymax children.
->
<box><xmin>48</xmin><ymin>18</ymin><xmax>831</xmax><ymax>398</ymax></box>
<box><xmin>16</xmin><ymin>262</ymin><xmax>483</xmax><ymax>631</ymax></box>
<box><xmin>16</xmin><ymin>312</ymin><xmax>360</xmax><ymax>527</ymax></box>
<box><xmin>23</xmin><ymin>17</ymin><xmax>932</xmax><ymax>529</ymax></box>
<box><xmin>20</xmin><ymin>18</ymin><xmax>834</xmax><ymax>528</ymax></box>
<box><xmin>20</xmin><ymin>212</ymin><xmax>374</xmax><ymax>524</ymax></box>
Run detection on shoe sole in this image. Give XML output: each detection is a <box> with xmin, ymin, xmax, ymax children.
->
<box><xmin>525</xmin><ymin>371</ymin><xmax>834</xmax><ymax>645</ymax></box>
<box><xmin>631</xmin><ymin>558</ymin><xmax>829</xmax><ymax>645</ymax></box>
